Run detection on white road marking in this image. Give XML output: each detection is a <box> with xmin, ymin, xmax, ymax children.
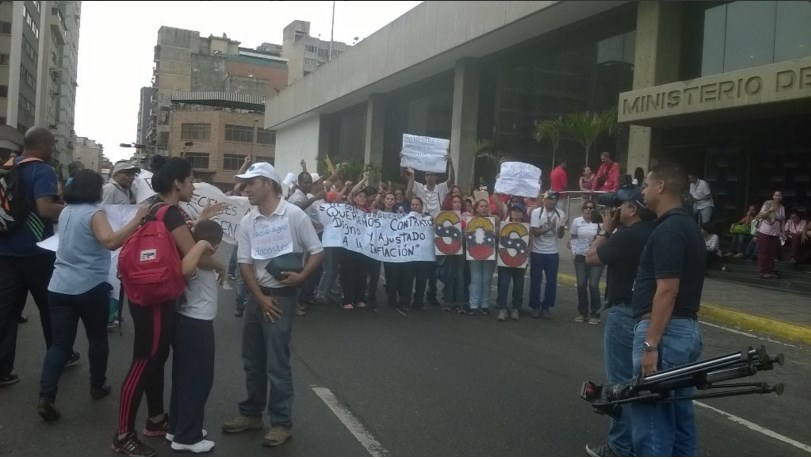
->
<box><xmin>694</xmin><ymin>401</ymin><xmax>811</xmax><ymax>454</ymax></box>
<box><xmin>699</xmin><ymin>320</ymin><xmax>799</xmax><ymax>349</ymax></box>
<box><xmin>312</xmin><ymin>386</ymin><xmax>390</xmax><ymax>457</ymax></box>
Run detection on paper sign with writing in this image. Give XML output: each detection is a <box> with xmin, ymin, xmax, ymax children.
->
<box><xmin>319</xmin><ymin>203</ymin><xmax>435</xmax><ymax>262</ymax></box>
<box><xmin>494</xmin><ymin>162</ymin><xmax>542</xmax><ymax>198</ymax></box>
<box><xmin>571</xmin><ymin>236</ymin><xmax>591</xmax><ymax>256</ymax></box>
<box><xmin>465</xmin><ymin>216</ymin><xmax>497</xmax><ymax>261</ymax></box>
<box><xmin>178</xmin><ymin>182</ymin><xmax>252</xmax><ymax>245</ymax></box>
<box><xmin>497</xmin><ymin>222</ymin><xmax>530</xmax><ymax>268</ymax></box>
<box><xmin>434</xmin><ymin>211</ymin><xmax>463</xmax><ymax>255</ymax></box>
<box><xmin>133</xmin><ymin>169</ymin><xmax>156</xmax><ymax>204</ymax></box>
<box><xmin>400</xmin><ymin>134</ymin><xmax>449</xmax><ymax>173</ymax></box>
<box><xmin>250</xmin><ymin>218</ymin><xmax>294</xmax><ymax>260</ymax></box>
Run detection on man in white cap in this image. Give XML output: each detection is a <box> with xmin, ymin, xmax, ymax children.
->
<box><xmin>102</xmin><ymin>162</ymin><xmax>141</xmax><ymax>205</ymax></box>
<box><xmin>222</xmin><ymin>162</ymin><xmax>324</xmax><ymax>447</ymax></box>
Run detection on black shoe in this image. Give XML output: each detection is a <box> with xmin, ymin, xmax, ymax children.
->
<box><xmin>91</xmin><ymin>384</ymin><xmax>112</xmax><ymax>400</ymax></box>
<box><xmin>0</xmin><ymin>374</ymin><xmax>20</xmax><ymax>386</ymax></box>
<box><xmin>480</xmin><ymin>308</ymin><xmax>490</xmax><ymax>316</ymax></box>
<box><xmin>37</xmin><ymin>398</ymin><xmax>60</xmax><ymax>421</ymax></box>
<box><xmin>112</xmin><ymin>432</ymin><xmax>156</xmax><ymax>457</ymax></box>
<box><xmin>17</xmin><ymin>315</ymin><xmax>28</xmax><ymax>324</ymax></box>
<box><xmin>143</xmin><ymin>414</ymin><xmax>169</xmax><ymax>437</ymax></box>
<box><xmin>64</xmin><ymin>352</ymin><xmax>80</xmax><ymax>368</ymax></box>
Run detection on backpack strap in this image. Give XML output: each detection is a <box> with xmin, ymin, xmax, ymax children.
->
<box><xmin>154</xmin><ymin>203</ymin><xmax>172</xmax><ymax>222</ymax></box>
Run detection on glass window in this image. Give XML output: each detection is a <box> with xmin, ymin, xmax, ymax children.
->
<box><xmin>0</xmin><ymin>22</ymin><xmax>11</xmax><ymax>34</ymax></box>
<box><xmin>224</xmin><ymin>124</ymin><xmax>253</xmax><ymax>143</ymax></box>
<box><xmin>775</xmin><ymin>2</ymin><xmax>811</xmax><ymax>62</ymax></box>
<box><xmin>257</xmin><ymin>129</ymin><xmax>275</xmax><ymax>145</ymax></box>
<box><xmin>723</xmin><ymin>2</ymin><xmax>775</xmax><ymax>72</ymax></box>
<box><xmin>222</xmin><ymin>153</ymin><xmax>246</xmax><ymax>170</ymax></box>
<box><xmin>701</xmin><ymin>5</ymin><xmax>726</xmax><ymax>76</ymax></box>
<box><xmin>184</xmin><ymin>152</ymin><xmax>209</xmax><ymax>169</ymax></box>
<box><xmin>180</xmin><ymin>123</ymin><xmax>210</xmax><ymax>140</ymax></box>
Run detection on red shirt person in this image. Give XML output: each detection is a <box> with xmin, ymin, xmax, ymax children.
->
<box><xmin>594</xmin><ymin>151</ymin><xmax>620</xmax><ymax>192</ymax></box>
<box><xmin>549</xmin><ymin>159</ymin><xmax>568</xmax><ymax>198</ymax></box>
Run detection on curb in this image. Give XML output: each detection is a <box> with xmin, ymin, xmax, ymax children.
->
<box><xmin>556</xmin><ymin>273</ymin><xmax>811</xmax><ymax>345</ymax></box>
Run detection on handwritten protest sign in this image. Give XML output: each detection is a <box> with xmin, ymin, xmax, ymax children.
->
<box><xmin>319</xmin><ymin>203</ymin><xmax>435</xmax><ymax>262</ymax></box>
<box><xmin>498</xmin><ymin>222</ymin><xmax>530</xmax><ymax>268</ymax></box>
<box><xmin>494</xmin><ymin>162</ymin><xmax>542</xmax><ymax>198</ymax></box>
<box><xmin>400</xmin><ymin>134</ymin><xmax>449</xmax><ymax>173</ymax></box>
<box><xmin>570</xmin><ymin>236</ymin><xmax>591</xmax><ymax>256</ymax></box>
<box><xmin>133</xmin><ymin>169</ymin><xmax>156</xmax><ymax>204</ymax></box>
<box><xmin>249</xmin><ymin>218</ymin><xmax>294</xmax><ymax>260</ymax></box>
<box><xmin>434</xmin><ymin>211</ymin><xmax>463</xmax><ymax>256</ymax></box>
<box><xmin>465</xmin><ymin>216</ymin><xmax>497</xmax><ymax>261</ymax></box>
<box><xmin>178</xmin><ymin>182</ymin><xmax>251</xmax><ymax>245</ymax></box>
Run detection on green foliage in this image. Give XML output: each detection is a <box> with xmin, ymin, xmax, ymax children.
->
<box><xmin>533</xmin><ymin>116</ymin><xmax>566</xmax><ymax>169</ymax></box>
<box><xmin>469</xmin><ymin>139</ymin><xmax>499</xmax><ymax>192</ymax></box>
<box><xmin>533</xmin><ymin>109</ymin><xmax>617</xmax><ymax>167</ymax></box>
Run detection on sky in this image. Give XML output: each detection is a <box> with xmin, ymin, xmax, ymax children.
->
<box><xmin>73</xmin><ymin>1</ymin><xmax>422</xmax><ymax>164</ymax></box>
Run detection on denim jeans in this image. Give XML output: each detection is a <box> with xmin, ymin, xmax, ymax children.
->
<box><xmin>238</xmin><ymin>292</ymin><xmax>296</xmax><ymax>427</ymax></box>
<box><xmin>228</xmin><ymin>245</ymin><xmax>239</xmax><ymax>277</ymax></box>
<box><xmin>468</xmin><ymin>260</ymin><xmax>496</xmax><ymax>310</ymax></box>
<box><xmin>632</xmin><ymin>318</ymin><xmax>702</xmax><ymax>456</ymax></box>
<box><xmin>574</xmin><ymin>256</ymin><xmax>604</xmax><ymax>317</ymax></box>
<box><xmin>316</xmin><ymin>247</ymin><xmax>339</xmax><ymax>299</ymax></box>
<box><xmin>528</xmin><ymin>252</ymin><xmax>559</xmax><ymax>311</ymax></box>
<box><xmin>745</xmin><ymin>237</ymin><xmax>757</xmax><ymax>259</ymax></box>
<box><xmin>496</xmin><ymin>266</ymin><xmax>525</xmax><ymax>309</ymax></box>
<box><xmin>603</xmin><ymin>304</ymin><xmax>635</xmax><ymax>456</ymax></box>
<box><xmin>442</xmin><ymin>255</ymin><xmax>467</xmax><ymax>305</ymax></box>
<box><xmin>40</xmin><ymin>282</ymin><xmax>110</xmax><ymax>400</ymax></box>
<box><xmin>731</xmin><ymin>234</ymin><xmax>752</xmax><ymax>254</ymax></box>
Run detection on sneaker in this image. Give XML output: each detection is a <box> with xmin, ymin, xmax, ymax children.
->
<box><xmin>313</xmin><ymin>295</ymin><xmax>330</xmax><ymax>306</ymax></box>
<box><xmin>585</xmin><ymin>443</ymin><xmax>617</xmax><ymax>457</ymax></box>
<box><xmin>530</xmin><ymin>309</ymin><xmax>541</xmax><ymax>319</ymax></box>
<box><xmin>171</xmin><ymin>439</ymin><xmax>215</xmax><ymax>453</ymax></box>
<box><xmin>107</xmin><ymin>321</ymin><xmax>117</xmax><ymax>331</ymax></box>
<box><xmin>497</xmin><ymin>309</ymin><xmax>508</xmax><ymax>321</ymax></box>
<box><xmin>341</xmin><ymin>303</ymin><xmax>354</xmax><ymax>310</ymax></box>
<box><xmin>263</xmin><ymin>425</ymin><xmax>292</xmax><ymax>447</ymax></box>
<box><xmin>541</xmin><ymin>310</ymin><xmax>552</xmax><ymax>320</ymax></box>
<box><xmin>229</xmin><ymin>274</ymin><xmax>237</xmax><ymax>281</ymax></box>
<box><xmin>222</xmin><ymin>414</ymin><xmax>264</xmax><ymax>433</ymax></box>
<box><xmin>64</xmin><ymin>352</ymin><xmax>81</xmax><ymax>368</ymax></box>
<box><xmin>356</xmin><ymin>301</ymin><xmax>367</xmax><ymax>309</ymax></box>
<box><xmin>0</xmin><ymin>374</ymin><xmax>20</xmax><ymax>386</ymax></box>
<box><xmin>143</xmin><ymin>414</ymin><xmax>169</xmax><ymax>437</ymax></box>
<box><xmin>37</xmin><ymin>398</ymin><xmax>60</xmax><ymax>422</ymax></box>
<box><xmin>112</xmin><ymin>432</ymin><xmax>156</xmax><ymax>457</ymax></box>
<box><xmin>574</xmin><ymin>314</ymin><xmax>587</xmax><ymax>323</ymax></box>
<box><xmin>91</xmin><ymin>384</ymin><xmax>112</xmax><ymax>400</ymax></box>
<box><xmin>295</xmin><ymin>305</ymin><xmax>308</xmax><ymax>317</ymax></box>
<box><xmin>165</xmin><ymin>429</ymin><xmax>207</xmax><ymax>442</ymax></box>
<box><xmin>17</xmin><ymin>315</ymin><xmax>28</xmax><ymax>324</ymax></box>
<box><xmin>588</xmin><ymin>317</ymin><xmax>600</xmax><ymax>325</ymax></box>
<box><xmin>480</xmin><ymin>308</ymin><xmax>490</xmax><ymax>316</ymax></box>
<box><xmin>510</xmin><ymin>309</ymin><xmax>519</xmax><ymax>321</ymax></box>
<box><xmin>467</xmin><ymin>308</ymin><xmax>478</xmax><ymax>316</ymax></box>
<box><xmin>733</xmin><ymin>253</ymin><xmax>745</xmax><ymax>259</ymax></box>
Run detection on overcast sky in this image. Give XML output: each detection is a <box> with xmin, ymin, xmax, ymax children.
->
<box><xmin>74</xmin><ymin>1</ymin><xmax>422</xmax><ymax>163</ymax></box>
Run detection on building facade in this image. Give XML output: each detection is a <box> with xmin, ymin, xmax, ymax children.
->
<box><xmin>282</xmin><ymin>20</ymin><xmax>350</xmax><ymax>85</ymax></box>
<box><xmin>265</xmin><ymin>1</ymin><xmax>811</xmax><ymax>222</ymax></box>
<box><xmin>73</xmin><ymin>135</ymin><xmax>102</xmax><ymax>172</ymax></box>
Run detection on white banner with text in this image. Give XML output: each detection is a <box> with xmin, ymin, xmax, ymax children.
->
<box><xmin>400</xmin><ymin>134</ymin><xmax>449</xmax><ymax>173</ymax></box>
<box><xmin>494</xmin><ymin>161</ymin><xmax>542</xmax><ymax>198</ymax></box>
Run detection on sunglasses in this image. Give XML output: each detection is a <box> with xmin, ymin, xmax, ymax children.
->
<box><xmin>583</xmin><ymin>206</ymin><xmax>595</xmax><ymax>210</ymax></box>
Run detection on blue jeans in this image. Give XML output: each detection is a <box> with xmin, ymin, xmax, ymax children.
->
<box><xmin>317</xmin><ymin>247</ymin><xmax>339</xmax><ymax>299</ymax></box>
<box><xmin>468</xmin><ymin>260</ymin><xmax>495</xmax><ymax>310</ymax></box>
<box><xmin>603</xmin><ymin>304</ymin><xmax>635</xmax><ymax>456</ymax></box>
<box><xmin>496</xmin><ymin>266</ymin><xmax>525</xmax><ymax>309</ymax></box>
<box><xmin>238</xmin><ymin>291</ymin><xmax>296</xmax><ymax>427</ymax></box>
<box><xmin>632</xmin><ymin>318</ymin><xmax>702</xmax><ymax>456</ymax></box>
<box><xmin>441</xmin><ymin>255</ymin><xmax>467</xmax><ymax>305</ymax></box>
<box><xmin>40</xmin><ymin>282</ymin><xmax>110</xmax><ymax>400</ymax></box>
<box><xmin>528</xmin><ymin>252</ymin><xmax>559</xmax><ymax>311</ymax></box>
<box><xmin>731</xmin><ymin>234</ymin><xmax>752</xmax><ymax>254</ymax></box>
<box><xmin>574</xmin><ymin>256</ymin><xmax>604</xmax><ymax>317</ymax></box>
<box><xmin>228</xmin><ymin>245</ymin><xmax>239</xmax><ymax>277</ymax></box>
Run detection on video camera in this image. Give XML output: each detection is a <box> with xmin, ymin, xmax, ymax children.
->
<box><xmin>580</xmin><ymin>346</ymin><xmax>785</xmax><ymax>419</ymax></box>
<box><xmin>595</xmin><ymin>183</ymin><xmax>636</xmax><ymax>208</ymax></box>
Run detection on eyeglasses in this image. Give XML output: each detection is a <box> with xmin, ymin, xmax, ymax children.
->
<box><xmin>583</xmin><ymin>206</ymin><xmax>595</xmax><ymax>210</ymax></box>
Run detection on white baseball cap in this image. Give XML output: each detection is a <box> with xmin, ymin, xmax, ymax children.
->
<box><xmin>235</xmin><ymin>162</ymin><xmax>280</xmax><ymax>183</ymax></box>
<box><xmin>112</xmin><ymin>162</ymin><xmax>141</xmax><ymax>175</ymax></box>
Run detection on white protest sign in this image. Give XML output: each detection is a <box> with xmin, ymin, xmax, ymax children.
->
<box><xmin>133</xmin><ymin>169</ymin><xmax>156</xmax><ymax>204</ymax></box>
<box><xmin>400</xmin><ymin>134</ymin><xmax>449</xmax><ymax>173</ymax></box>
<box><xmin>571</xmin><ymin>237</ymin><xmax>591</xmax><ymax>256</ymax></box>
<box><xmin>249</xmin><ymin>218</ymin><xmax>294</xmax><ymax>260</ymax></box>
<box><xmin>494</xmin><ymin>162</ymin><xmax>542</xmax><ymax>198</ymax></box>
<box><xmin>282</xmin><ymin>172</ymin><xmax>297</xmax><ymax>188</ymax></box>
<box><xmin>178</xmin><ymin>182</ymin><xmax>252</xmax><ymax>245</ymax></box>
<box><xmin>319</xmin><ymin>203</ymin><xmax>435</xmax><ymax>262</ymax></box>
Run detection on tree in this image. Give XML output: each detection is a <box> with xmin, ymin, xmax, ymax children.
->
<box><xmin>558</xmin><ymin>109</ymin><xmax>617</xmax><ymax>167</ymax></box>
<box><xmin>468</xmin><ymin>139</ymin><xmax>499</xmax><ymax>192</ymax></box>
<box><xmin>533</xmin><ymin>116</ymin><xmax>566</xmax><ymax>171</ymax></box>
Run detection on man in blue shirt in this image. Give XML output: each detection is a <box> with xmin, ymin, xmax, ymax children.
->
<box><xmin>630</xmin><ymin>163</ymin><xmax>706</xmax><ymax>456</ymax></box>
<box><xmin>0</xmin><ymin>128</ymin><xmax>77</xmax><ymax>387</ymax></box>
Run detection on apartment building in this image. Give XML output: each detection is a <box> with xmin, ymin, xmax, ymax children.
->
<box><xmin>73</xmin><ymin>135</ymin><xmax>102</xmax><ymax>172</ymax></box>
<box><xmin>282</xmin><ymin>20</ymin><xmax>350</xmax><ymax>85</ymax></box>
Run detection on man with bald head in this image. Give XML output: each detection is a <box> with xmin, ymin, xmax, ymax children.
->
<box><xmin>0</xmin><ymin>127</ymin><xmax>79</xmax><ymax>387</ymax></box>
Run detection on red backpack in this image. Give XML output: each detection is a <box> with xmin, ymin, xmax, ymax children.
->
<box><xmin>118</xmin><ymin>204</ymin><xmax>185</xmax><ymax>306</ymax></box>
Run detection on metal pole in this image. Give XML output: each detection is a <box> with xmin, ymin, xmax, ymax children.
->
<box><xmin>328</xmin><ymin>0</ymin><xmax>335</xmax><ymax>62</ymax></box>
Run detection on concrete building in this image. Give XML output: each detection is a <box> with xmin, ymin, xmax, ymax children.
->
<box><xmin>0</xmin><ymin>1</ymin><xmax>80</xmax><ymax>178</ymax></box>
<box><xmin>282</xmin><ymin>20</ymin><xmax>350</xmax><ymax>85</ymax></box>
<box><xmin>73</xmin><ymin>135</ymin><xmax>102</xmax><ymax>172</ymax></box>
<box><xmin>135</xmin><ymin>86</ymin><xmax>152</xmax><ymax>158</ymax></box>
<box><xmin>266</xmin><ymin>1</ymin><xmax>811</xmax><ymax>221</ymax></box>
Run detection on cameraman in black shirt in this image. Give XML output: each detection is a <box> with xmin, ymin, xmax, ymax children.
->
<box><xmin>584</xmin><ymin>187</ymin><xmax>655</xmax><ymax>457</ymax></box>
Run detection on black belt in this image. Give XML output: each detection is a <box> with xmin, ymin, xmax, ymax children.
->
<box><xmin>260</xmin><ymin>286</ymin><xmax>297</xmax><ymax>297</ymax></box>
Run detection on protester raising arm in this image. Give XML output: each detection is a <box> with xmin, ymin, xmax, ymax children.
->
<box><xmin>181</xmin><ymin>240</ymin><xmax>216</xmax><ymax>279</ymax></box>
<box><xmin>349</xmin><ymin>172</ymin><xmax>369</xmax><ymax>200</ymax></box>
<box><xmin>90</xmin><ymin>204</ymin><xmax>150</xmax><ymax>250</ymax></box>
<box><xmin>405</xmin><ymin>167</ymin><xmax>416</xmax><ymax>200</ymax></box>
<box><xmin>444</xmin><ymin>153</ymin><xmax>455</xmax><ymax>187</ymax></box>
<box><xmin>232</xmin><ymin>156</ymin><xmax>252</xmax><ymax>195</ymax></box>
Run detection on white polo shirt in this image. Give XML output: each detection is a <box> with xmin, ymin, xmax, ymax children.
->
<box><xmin>412</xmin><ymin>181</ymin><xmax>449</xmax><ymax>217</ymax></box>
<box><xmin>530</xmin><ymin>207</ymin><xmax>565</xmax><ymax>254</ymax></box>
<box><xmin>236</xmin><ymin>199</ymin><xmax>324</xmax><ymax>289</ymax></box>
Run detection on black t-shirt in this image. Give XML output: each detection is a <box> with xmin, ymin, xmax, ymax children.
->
<box><xmin>145</xmin><ymin>196</ymin><xmax>187</xmax><ymax>232</ymax></box>
<box><xmin>596</xmin><ymin>220</ymin><xmax>655</xmax><ymax>305</ymax></box>
<box><xmin>631</xmin><ymin>208</ymin><xmax>706</xmax><ymax>320</ymax></box>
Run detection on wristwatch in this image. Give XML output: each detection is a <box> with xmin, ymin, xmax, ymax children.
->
<box><xmin>597</xmin><ymin>229</ymin><xmax>610</xmax><ymax>238</ymax></box>
<box><xmin>643</xmin><ymin>341</ymin><xmax>658</xmax><ymax>352</ymax></box>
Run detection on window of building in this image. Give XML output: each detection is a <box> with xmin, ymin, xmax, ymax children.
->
<box><xmin>0</xmin><ymin>117</ymin><xmax>6</xmax><ymax>125</ymax></box>
<box><xmin>18</xmin><ymin>95</ymin><xmax>33</xmax><ymax>114</ymax></box>
<box><xmin>223</xmin><ymin>153</ymin><xmax>246</xmax><ymax>170</ymax></box>
<box><xmin>317</xmin><ymin>48</ymin><xmax>330</xmax><ymax>58</ymax></box>
<box><xmin>20</xmin><ymin>67</ymin><xmax>36</xmax><ymax>88</ymax></box>
<box><xmin>22</xmin><ymin>38</ymin><xmax>37</xmax><ymax>62</ymax></box>
<box><xmin>180</xmin><ymin>123</ymin><xmax>211</xmax><ymax>140</ymax></box>
<box><xmin>0</xmin><ymin>21</ymin><xmax>11</xmax><ymax>35</ymax></box>
<box><xmin>257</xmin><ymin>129</ymin><xmax>276</xmax><ymax>145</ymax></box>
<box><xmin>305</xmin><ymin>45</ymin><xmax>318</xmax><ymax>53</ymax></box>
<box><xmin>184</xmin><ymin>152</ymin><xmax>210</xmax><ymax>169</ymax></box>
<box><xmin>255</xmin><ymin>156</ymin><xmax>274</xmax><ymax>165</ymax></box>
<box><xmin>224</xmin><ymin>124</ymin><xmax>253</xmax><ymax>143</ymax></box>
<box><xmin>304</xmin><ymin>58</ymin><xmax>319</xmax><ymax>67</ymax></box>
<box><xmin>0</xmin><ymin>85</ymin><xmax>7</xmax><ymax>97</ymax></box>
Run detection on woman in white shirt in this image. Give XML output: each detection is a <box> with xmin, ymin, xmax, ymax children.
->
<box><xmin>569</xmin><ymin>201</ymin><xmax>603</xmax><ymax>324</ymax></box>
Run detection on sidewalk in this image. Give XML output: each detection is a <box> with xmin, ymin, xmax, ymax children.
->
<box><xmin>555</xmin><ymin>250</ymin><xmax>811</xmax><ymax>345</ymax></box>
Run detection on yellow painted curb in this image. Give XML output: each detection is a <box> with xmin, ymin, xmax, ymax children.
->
<box><xmin>557</xmin><ymin>273</ymin><xmax>811</xmax><ymax>345</ymax></box>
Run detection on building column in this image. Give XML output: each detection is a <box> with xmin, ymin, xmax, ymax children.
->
<box><xmin>450</xmin><ymin>58</ymin><xmax>480</xmax><ymax>192</ymax></box>
<box><xmin>364</xmin><ymin>94</ymin><xmax>386</xmax><ymax>183</ymax></box>
<box><xmin>626</xmin><ymin>1</ymin><xmax>682</xmax><ymax>173</ymax></box>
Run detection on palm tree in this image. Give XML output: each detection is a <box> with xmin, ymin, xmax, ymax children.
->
<box><xmin>559</xmin><ymin>109</ymin><xmax>617</xmax><ymax>167</ymax></box>
<box><xmin>533</xmin><ymin>116</ymin><xmax>566</xmax><ymax>170</ymax></box>
<box><xmin>469</xmin><ymin>139</ymin><xmax>498</xmax><ymax>192</ymax></box>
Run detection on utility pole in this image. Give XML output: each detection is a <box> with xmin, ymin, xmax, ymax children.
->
<box><xmin>328</xmin><ymin>0</ymin><xmax>335</xmax><ymax>62</ymax></box>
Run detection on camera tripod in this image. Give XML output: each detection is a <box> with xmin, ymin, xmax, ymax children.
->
<box><xmin>580</xmin><ymin>345</ymin><xmax>785</xmax><ymax>418</ymax></box>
